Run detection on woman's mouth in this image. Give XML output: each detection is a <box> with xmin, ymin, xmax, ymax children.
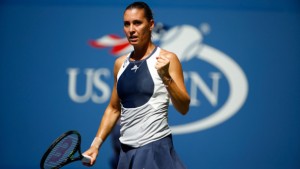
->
<box><xmin>129</xmin><ymin>36</ymin><xmax>138</xmax><ymax>42</ymax></box>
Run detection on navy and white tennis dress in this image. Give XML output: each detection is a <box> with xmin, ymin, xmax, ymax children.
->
<box><xmin>116</xmin><ymin>47</ymin><xmax>186</xmax><ymax>169</ymax></box>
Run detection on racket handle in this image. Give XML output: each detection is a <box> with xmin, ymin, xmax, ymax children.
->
<box><xmin>82</xmin><ymin>154</ymin><xmax>92</xmax><ymax>163</ymax></box>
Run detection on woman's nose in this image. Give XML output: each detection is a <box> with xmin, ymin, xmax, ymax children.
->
<box><xmin>129</xmin><ymin>24</ymin><xmax>135</xmax><ymax>32</ymax></box>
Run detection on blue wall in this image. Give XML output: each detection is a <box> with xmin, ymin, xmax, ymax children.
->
<box><xmin>1</xmin><ymin>1</ymin><xmax>300</xmax><ymax>169</ymax></box>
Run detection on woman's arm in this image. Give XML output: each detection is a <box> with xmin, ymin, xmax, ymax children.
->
<box><xmin>83</xmin><ymin>56</ymin><xmax>125</xmax><ymax>166</ymax></box>
<box><xmin>156</xmin><ymin>50</ymin><xmax>190</xmax><ymax>115</ymax></box>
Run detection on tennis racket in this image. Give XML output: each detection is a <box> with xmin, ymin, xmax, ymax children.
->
<box><xmin>40</xmin><ymin>130</ymin><xmax>91</xmax><ymax>169</ymax></box>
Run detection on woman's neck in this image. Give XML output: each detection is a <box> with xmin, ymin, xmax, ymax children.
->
<box><xmin>131</xmin><ymin>43</ymin><xmax>155</xmax><ymax>61</ymax></box>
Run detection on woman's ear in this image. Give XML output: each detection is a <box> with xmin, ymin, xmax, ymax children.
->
<box><xmin>150</xmin><ymin>19</ymin><xmax>154</xmax><ymax>31</ymax></box>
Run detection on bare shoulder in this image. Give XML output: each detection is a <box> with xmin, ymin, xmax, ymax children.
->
<box><xmin>159</xmin><ymin>48</ymin><xmax>179</xmax><ymax>61</ymax></box>
<box><xmin>115</xmin><ymin>54</ymin><xmax>127</xmax><ymax>66</ymax></box>
<box><xmin>114</xmin><ymin>54</ymin><xmax>128</xmax><ymax>74</ymax></box>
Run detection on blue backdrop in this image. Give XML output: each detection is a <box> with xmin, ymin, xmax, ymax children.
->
<box><xmin>1</xmin><ymin>0</ymin><xmax>300</xmax><ymax>169</ymax></box>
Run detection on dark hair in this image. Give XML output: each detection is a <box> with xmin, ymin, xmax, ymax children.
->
<box><xmin>125</xmin><ymin>1</ymin><xmax>154</xmax><ymax>21</ymax></box>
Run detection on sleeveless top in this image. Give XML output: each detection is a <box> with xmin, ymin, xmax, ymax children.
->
<box><xmin>117</xmin><ymin>47</ymin><xmax>172</xmax><ymax>148</ymax></box>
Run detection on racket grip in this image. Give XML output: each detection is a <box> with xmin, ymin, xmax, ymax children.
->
<box><xmin>82</xmin><ymin>154</ymin><xmax>92</xmax><ymax>163</ymax></box>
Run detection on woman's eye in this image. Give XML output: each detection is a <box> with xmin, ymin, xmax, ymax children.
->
<box><xmin>124</xmin><ymin>22</ymin><xmax>130</xmax><ymax>27</ymax></box>
<box><xmin>134</xmin><ymin>21</ymin><xmax>142</xmax><ymax>25</ymax></box>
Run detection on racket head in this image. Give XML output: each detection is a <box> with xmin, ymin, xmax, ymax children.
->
<box><xmin>40</xmin><ymin>130</ymin><xmax>82</xmax><ymax>169</ymax></box>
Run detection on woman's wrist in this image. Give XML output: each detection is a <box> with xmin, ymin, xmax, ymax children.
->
<box><xmin>91</xmin><ymin>137</ymin><xmax>103</xmax><ymax>150</ymax></box>
<box><xmin>162</xmin><ymin>76</ymin><xmax>173</xmax><ymax>87</ymax></box>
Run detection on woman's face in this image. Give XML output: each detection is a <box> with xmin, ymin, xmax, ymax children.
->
<box><xmin>123</xmin><ymin>8</ymin><xmax>154</xmax><ymax>47</ymax></box>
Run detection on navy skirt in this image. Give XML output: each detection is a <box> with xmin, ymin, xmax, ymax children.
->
<box><xmin>117</xmin><ymin>135</ymin><xmax>186</xmax><ymax>169</ymax></box>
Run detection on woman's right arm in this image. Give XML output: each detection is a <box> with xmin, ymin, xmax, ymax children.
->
<box><xmin>83</xmin><ymin>56</ymin><xmax>125</xmax><ymax>166</ymax></box>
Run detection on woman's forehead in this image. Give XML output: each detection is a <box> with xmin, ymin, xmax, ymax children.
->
<box><xmin>123</xmin><ymin>8</ymin><xmax>146</xmax><ymax>20</ymax></box>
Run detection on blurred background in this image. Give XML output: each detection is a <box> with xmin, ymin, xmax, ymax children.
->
<box><xmin>1</xmin><ymin>0</ymin><xmax>300</xmax><ymax>169</ymax></box>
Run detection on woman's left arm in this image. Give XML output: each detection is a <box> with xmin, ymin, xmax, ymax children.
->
<box><xmin>156</xmin><ymin>51</ymin><xmax>190</xmax><ymax>115</ymax></box>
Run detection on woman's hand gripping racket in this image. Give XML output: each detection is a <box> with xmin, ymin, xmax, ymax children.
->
<box><xmin>40</xmin><ymin>130</ymin><xmax>91</xmax><ymax>169</ymax></box>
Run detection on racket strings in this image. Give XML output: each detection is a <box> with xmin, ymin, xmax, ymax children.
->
<box><xmin>44</xmin><ymin>134</ymin><xmax>79</xmax><ymax>169</ymax></box>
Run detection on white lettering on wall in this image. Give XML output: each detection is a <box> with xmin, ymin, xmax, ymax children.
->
<box><xmin>187</xmin><ymin>71</ymin><xmax>221</xmax><ymax>106</ymax></box>
<box><xmin>67</xmin><ymin>68</ymin><xmax>111</xmax><ymax>103</ymax></box>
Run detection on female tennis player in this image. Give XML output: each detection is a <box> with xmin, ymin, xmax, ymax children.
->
<box><xmin>83</xmin><ymin>1</ymin><xmax>190</xmax><ymax>169</ymax></box>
